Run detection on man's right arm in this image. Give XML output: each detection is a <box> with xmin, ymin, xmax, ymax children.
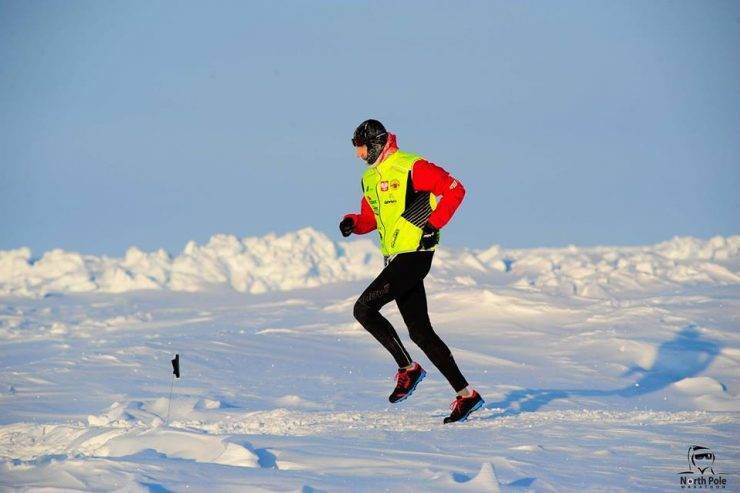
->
<box><xmin>343</xmin><ymin>196</ymin><xmax>377</xmax><ymax>234</ymax></box>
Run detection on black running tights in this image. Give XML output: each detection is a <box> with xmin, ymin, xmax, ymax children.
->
<box><xmin>353</xmin><ymin>251</ymin><xmax>469</xmax><ymax>392</ymax></box>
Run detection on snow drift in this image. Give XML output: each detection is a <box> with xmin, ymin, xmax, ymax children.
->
<box><xmin>1</xmin><ymin>229</ymin><xmax>737</xmax><ymax>491</ymax></box>
<box><xmin>0</xmin><ymin>227</ymin><xmax>738</xmax><ymax>298</ymax></box>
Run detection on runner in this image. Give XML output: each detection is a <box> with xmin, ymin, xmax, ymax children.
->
<box><xmin>340</xmin><ymin>119</ymin><xmax>484</xmax><ymax>423</ymax></box>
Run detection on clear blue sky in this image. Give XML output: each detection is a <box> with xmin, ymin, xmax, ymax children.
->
<box><xmin>1</xmin><ymin>1</ymin><xmax>738</xmax><ymax>256</ymax></box>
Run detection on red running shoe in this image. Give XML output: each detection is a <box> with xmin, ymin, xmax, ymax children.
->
<box><xmin>389</xmin><ymin>362</ymin><xmax>426</xmax><ymax>403</ymax></box>
<box><xmin>443</xmin><ymin>390</ymin><xmax>484</xmax><ymax>423</ymax></box>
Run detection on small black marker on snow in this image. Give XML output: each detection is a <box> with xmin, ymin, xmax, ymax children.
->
<box><xmin>171</xmin><ymin>354</ymin><xmax>180</xmax><ymax>378</ymax></box>
<box><xmin>164</xmin><ymin>353</ymin><xmax>180</xmax><ymax>426</ymax></box>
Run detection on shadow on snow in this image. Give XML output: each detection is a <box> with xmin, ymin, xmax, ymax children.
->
<box><xmin>483</xmin><ymin>324</ymin><xmax>720</xmax><ymax>418</ymax></box>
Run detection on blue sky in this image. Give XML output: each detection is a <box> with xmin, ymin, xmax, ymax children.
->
<box><xmin>1</xmin><ymin>1</ymin><xmax>738</xmax><ymax>256</ymax></box>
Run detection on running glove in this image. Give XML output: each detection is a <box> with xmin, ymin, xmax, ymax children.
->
<box><xmin>419</xmin><ymin>222</ymin><xmax>440</xmax><ymax>250</ymax></box>
<box><xmin>340</xmin><ymin>217</ymin><xmax>355</xmax><ymax>237</ymax></box>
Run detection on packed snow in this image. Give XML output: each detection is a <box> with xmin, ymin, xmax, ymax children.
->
<box><xmin>0</xmin><ymin>229</ymin><xmax>738</xmax><ymax>491</ymax></box>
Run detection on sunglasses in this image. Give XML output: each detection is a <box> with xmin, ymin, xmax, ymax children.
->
<box><xmin>352</xmin><ymin>132</ymin><xmax>387</xmax><ymax>147</ymax></box>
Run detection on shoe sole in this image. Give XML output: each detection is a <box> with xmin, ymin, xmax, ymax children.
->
<box><xmin>390</xmin><ymin>369</ymin><xmax>426</xmax><ymax>404</ymax></box>
<box><xmin>445</xmin><ymin>398</ymin><xmax>485</xmax><ymax>423</ymax></box>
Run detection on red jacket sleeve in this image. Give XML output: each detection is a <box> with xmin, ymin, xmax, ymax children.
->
<box><xmin>343</xmin><ymin>195</ymin><xmax>377</xmax><ymax>234</ymax></box>
<box><xmin>411</xmin><ymin>159</ymin><xmax>466</xmax><ymax>229</ymax></box>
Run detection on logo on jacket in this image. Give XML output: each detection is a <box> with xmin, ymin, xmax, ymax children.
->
<box><xmin>390</xmin><ymin>179</ymin><xmax>400</xmax><ymax>190</ymax></box>
<box><xmin>380</xmin><ymin>181</ymin><xmax>389</xmax><ymax>192</ymax></box>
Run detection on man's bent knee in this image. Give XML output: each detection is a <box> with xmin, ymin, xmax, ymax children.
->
<box><xmin>354</xmin><ymin>299</ymin><xmax>373</xmax><ymax>324</ymax></box>
<box><xmin>354</xmin><ymin>283</ymin><xmax>391</xmax><ymax>324</ymax></box>
<box><xmin>409</xmin><ymin>324</ymin><xmax>439</xmax><ymax>348</ymax></box>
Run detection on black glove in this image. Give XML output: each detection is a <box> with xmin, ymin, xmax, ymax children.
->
<box><xmin>418</xmin><ymin>221</ymin><xmax>440</xmax><ymax>250</ymax></box>
<box><xmin>339</xmin><ymin>217</ymin><xmax>355</xmax><ymax>237</ymax></box>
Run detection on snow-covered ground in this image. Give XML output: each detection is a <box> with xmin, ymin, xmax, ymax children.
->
<box><xmin>1</xmin><ymin>229</ymin><xmax>738</xmax><ymax>491</ymax></box>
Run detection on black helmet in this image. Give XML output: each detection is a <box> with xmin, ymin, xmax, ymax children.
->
<box><xmin>352</xmin><ymin>119</ymin><xmax>388</xmax><ymax>164</ymax></box>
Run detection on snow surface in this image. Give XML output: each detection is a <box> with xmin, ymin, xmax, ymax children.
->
<box><xmin>0</xmin><ymin>229</ymin><xmax>738</xmax><ymax>491</ymax></box>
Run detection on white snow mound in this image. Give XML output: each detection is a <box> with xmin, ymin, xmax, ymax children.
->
<box><xmin>0</xmin><ymin>228</ymin><xmax>737</xmax><ymax>299</ymax></box>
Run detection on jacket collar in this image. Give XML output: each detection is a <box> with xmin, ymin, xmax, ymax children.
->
<box><xmin>369</xmin><ymin>133</ymin><xmax>398</xmax><ymax>167</ymax></box>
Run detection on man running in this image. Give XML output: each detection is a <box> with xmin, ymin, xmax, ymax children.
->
<box><xmin>340</xmin><ymin>119</ymin><xmax>484</xmax><ymax>424</ymax></box>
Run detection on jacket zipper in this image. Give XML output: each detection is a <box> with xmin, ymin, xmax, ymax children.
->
<box><xmin>373</xmin><ymin>166</ymin><xmax>387</xmax><ymax>242</ymax></box>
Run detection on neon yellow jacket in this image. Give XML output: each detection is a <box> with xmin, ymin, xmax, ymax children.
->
<box><xmin>361</xmin><ymin>149</ymin><xmax>439</xmax><ymax>256</ymax></box>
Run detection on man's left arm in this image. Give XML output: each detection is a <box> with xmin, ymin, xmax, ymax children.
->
<box><xmin>411</xmin><ymin>159</ymin><xmax>466</xmax><ymax>229</ymax></box>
